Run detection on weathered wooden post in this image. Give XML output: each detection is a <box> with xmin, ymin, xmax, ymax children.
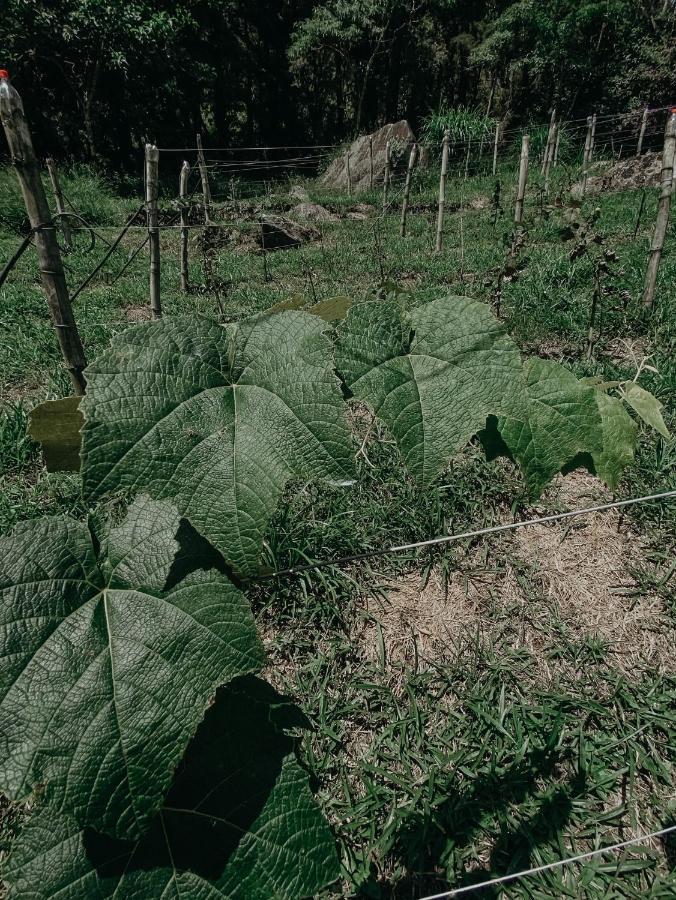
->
<box><xmin>581</xmin><ymin>115</ymin><xmax>594</xmax><ymax>196</ymax></box>
<box><xmin>345</xmin><ymin>151</ymin><xmax>352</xmax><ymax>197</ymax></box>
<box><xmin>464</xmin><ymin>140</ymin><xmax>471</xmax><ymax>179</ymax></box>
<box><xmin>544</xmin><ymin>122</ymin><xmax>558</xmax><ymax>193</ymax></box>
<box><xmin>642</xmin><ymin>111</ymin><xmax>676</xmax><ymax>310</ymax></box>
<box><xmin>553</xmin><ymin>124</ymin><xmax>562</xmax><ymax>166</ymax></box>
<box><xmin>369</xmin><ymin>136</ymin><xmax>374</xmax><ymax>190</ymax></box>
<box><xmin>435</xmin><ymin>129</ymin><xmax>450</xmax><ymax>252</ymax></box>
<box><xmin>145</xmin><ymin>143</ymin><xmax>161</xmax><ymax>318</ymax></box>
<box><xmin>179</xmin><ymin>160</ymin><xmax>190</xmax><ymax>292</ymax></box>
<box><xmin>514</xmin><ymin>134</ymin><xmax>529</xmax><ymax>224</ymax></box>
<box><xmin>492</xmin><ymin>121</ymin><xmax>500</xmax><ymax>176</ymax></box>
<box><xmin>382</xmin><ymin>139</ymin><xmax>391</xmax><ymax>212</ymax></box>
<box><xmin>589</xmin><ymin>113</ymin><xmax>597</xmax><ymax>162</ymax></box>
<box><xmin>0</xmin><ymin>70</ymin><xmax>87</xmax><ymax>393</ymax></box>
<box><xmin>46</xmin><ymin>157</ymin><xmax>73</xmax><ymax>249</ymax></box>
<box><xmin>196</xmin><ymin>132</ymin><xmax>212</xmax><ymax>224</ymax></box>
<box><xmin>399</xmin><ymin>142</ymin><xmax>418</xmax><ymax>237</ymax></box>
<box><xmin>636</xmin><ymin>106</ymin><xmax>649</xmax><ymax>156</ymax></box>
<box><xmin>541</xmin><ymin>108</ymin><xmax>556</xmax><ymax>174</ymax></box>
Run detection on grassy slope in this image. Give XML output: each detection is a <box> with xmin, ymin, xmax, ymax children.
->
<box><xmin>0</xmin><ymin>156</ymin><xmax>675</xmax><ymax>897</ymax></box>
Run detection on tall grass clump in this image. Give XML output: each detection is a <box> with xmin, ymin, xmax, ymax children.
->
<box><xmin>421</xmin><ymin>106</ymin><xmax>497</xmax><ymax>153</ymax></box>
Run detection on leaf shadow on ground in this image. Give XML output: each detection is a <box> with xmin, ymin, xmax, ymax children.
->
<box><xmin>365</xmin><ymin>733</ymin><xmax>586</xmax><ymax>898</ymax></box>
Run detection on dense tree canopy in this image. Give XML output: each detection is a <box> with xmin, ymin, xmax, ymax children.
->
<box><xmin>1</xmin><ymin>0</ymin><xmax>674</xmax><ymax>164</ymax></box>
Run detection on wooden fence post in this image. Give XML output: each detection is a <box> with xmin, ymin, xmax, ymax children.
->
<box><xmin>46</xmin><ymin>157</ymin><xmax>73</xmax><ymax>249</ymax></box>
<box><xmin>0</xmin><ymin>71</ymin><xmax>87</xmax><ymax>393</ymax></box>
<box><xmin>589</xmin><ymin>113</ymin><xmax>597</xmax><ymax>161</ymax></box>
<box><xmin>179</xmin><ymin>160</ymin><xmax>190</xmax><ymax>292</ymax></box>
<box><xmin>382</xmin><ymin>139</ymin><xmax>391</xmax><ymax>212</ymax></box>
<box><xmin>544</xmin><ymin>122</ymin><xmax>558</xmax><ymax>193</ymax></box>
<box><xmin>145</xmin><ymin>143</ymin><xmax>161</xmax><ymax>318</ymax></box>
<box><xmin>553</xmin><ymin>124</ymin><xmax>562</xmax><ymax>166</ymax></box>
<box><xmin>196</xmin><ymin>132</ymin><xmax>212</xmax><ymax>224</ymax></box>
<box><xmin>642</xmin><ymin>111</ymin><xmax>676</xmax><ymax>310</ymax></box>
<box><xmin>346</xmin><ymin>151</ymin><xmax>352</xmax><ymax>197</ymax></box>
<box><xmin>435</xmin><ymin>129</ymin><xmax>451</xmax><ymax>252</ymax></box>
<box><xmin>464</xmin><ymin>140</ymin><xmax>471</xmax><ymax>179</ymax></box>
<box><xmin>369</xmin><ymin>136</ymin><xmax>374</xmax><ymax>189</ymax></box>
<box><xmin>581</xmin><ymin>115</ymin><xmax>594</xmax><ymax>196</ymax></box>
<box><xmin>400</xmin><ymin>143</ymin><xmax>418</xmax><ymax>237</ymax></box>
<box><xmin>492</xmin><ymin>122</ymin><xmax>500</xmax><ymax>176</ymax></box>
<box><xmin>541</xmin><ymin>108</ymin><xmax>556</xmax><ymax>174</ymax></box>
<box><xmin>514</xmin><ymin>134</ymin><xmax>529</xmax><ymax>224</ymax></box>
<box><xmin>636</xmin><ymin>106</ymin><xmax>649</xmax><ymax>155</ymax></box>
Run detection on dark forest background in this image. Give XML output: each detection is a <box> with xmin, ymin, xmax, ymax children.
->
<box><xmin>2</xmin><ymin>0</ymin><xmax>675</xmax><ymax>165</ymax></box>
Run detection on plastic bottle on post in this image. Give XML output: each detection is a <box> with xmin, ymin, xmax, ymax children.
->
<box><xmin>0</xmin><ymin>69</ymin><xmax>23</xmax><ymax>117</ymax></box>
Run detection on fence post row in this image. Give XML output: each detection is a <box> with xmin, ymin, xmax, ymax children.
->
<box><xmin>642</xmin><ymin>110</ymin><xmax>676</xmax><ymax>310</ymax></box>
<box><xmin>179</xmin><ymin>160</ymin><xmax>190</xmax><ymax>292</ymax></box>
<box><xmin>400</xmin><ymin>142</ymin><xmax>418</xmax><ymax>237</ymax></box>
<box><xmin>145</xmin><ymin>143</ymin><xmax>161</xmax><ymax>318</ymax></box>
<box><xmin>0</xmin><ymin>71</ymin><xmax>87</xmax><ymax>394</ymax></box>
<box><xmin>46</xmin><ymin>157</ymin><xmax>73</xmax><ymax>249</ymax></box>
<box><xmin>382</xmin><ymin>139</ymin><xmax>391</xmax><ymax>211</ymax></box>
<box><xmin>514</xmin><ymin>134</ymin><xmax>529</xmax><ymax>224</ymax></box>
<box><xmin>196</xmin><ymin>131</ymin><xmax>212</xmax><ymax>224</ymax></box>
<box><xmin>435</xmin><ymin>129</ymin><xmax>450</xmax><ymax>252</ymax></box>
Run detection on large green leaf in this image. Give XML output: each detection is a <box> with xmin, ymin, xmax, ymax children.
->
<box><xmin>81</xmin><ymin>313</ymin><xmax>354</xmax><ymax>576</ymax></box>
<box><xmin>0</xmin><ymin>496</ymin><xmax>264</xmax><ymax>841</ymax></box>
<box><xmin>591</xmin><ymin>390</ymin><xmax>637</xmax><ymax>489</ymax></box>
<box><xmin>497</xmin><ymin>358</ymin><xmax>603</xmax><ymax>497</ymax></box>
<box><xmin>5</xmin><ymin>677</ymin><xmax>340</xmax><ymax>900</ymax></box>
<box><xmin>335</xmin><ymin>297</ymin><xmax>526</xmax><ymax>485</ymax></box>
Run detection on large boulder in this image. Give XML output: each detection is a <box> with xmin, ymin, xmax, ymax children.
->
<box><xmin>321</xmin><ymin>120</ymin><xmax>427</xmax><ymax>193</ymax></box>
<box><xmin>571</xmin><ymin>152</ymin><xmax>662</xmax><ymax>198</ymax></box>
<box><xmin>258</xmin><ymin>215</ymin><xmax>320</xmax><ymax>250</ymax></box>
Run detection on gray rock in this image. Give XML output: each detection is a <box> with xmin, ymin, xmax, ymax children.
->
<box><xmin>289</xmin><ymin>184</ymin><xmax>310</xmax><ymax>202</ymax></box>
<box><xmin>291</xmin><ymin>202</ymin><xmax>337</xmax><ymax>222</ymax></box>
<box><xmin>258</xmin><ymin>215</ymin><xmax>320</xmax><ymax>250</ymax></box>
<box><xmin>321</xmin><ymin>120</ymin><xmax>428</xmax><ymax>193</ymax></box>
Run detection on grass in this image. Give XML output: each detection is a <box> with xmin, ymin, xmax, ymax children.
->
<box><xmin>0</xmin><ymin>149</ymin><xmax>675</xmax><ymax>897</ymax></box>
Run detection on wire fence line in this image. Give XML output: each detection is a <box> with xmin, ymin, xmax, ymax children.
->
<box><xmin>262</xmin><ymin>490</ymin><xmax>676</xmax><ymax>579</ymax></box>
<box><xmin>417</xmin><ymin>823</ymin><xmax>676</xmax><ymax>899</ymax></box>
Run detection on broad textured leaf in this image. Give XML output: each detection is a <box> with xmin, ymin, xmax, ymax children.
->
<box><xmin>591</xmin><ymin>390</ymin><xmax>637</xmax><ymax>488</ymax></box>
<box><xmin>81</xmin><ymin>313</ymin><xmax>353</xmax><ymax>576</ymax></box>
<box><xmin>622</xmin><ymin>382</ymin><xmax>670</xmax><ymax>440</ymax></box>
<box><xmin>5</xmin><ymin>677</ymin><xmax>340</xmax><ymax>900</ymax></box>
<box><xmin>497</xmin><ymin>358</ymin><xmax>603</xmax><ymax>497</ymax></box>
<box><xmin>0</xmin><ymin>496</ymin><xmax>264</xmax><ymax>840</ymax></box>
<box><xmin>335</xmin><ymin>297</ymin><xmax>526</xmax><ymax>484</ymax></box>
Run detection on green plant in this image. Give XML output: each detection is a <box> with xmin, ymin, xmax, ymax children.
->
<box><xmin>421</xmin><ymin>106</ymin><xmax>497</xmax><ymax>150</ymax></box>
<box><xmin>0</xmin><ymin>298</ymin><xmax>665</xmax><ymax>896</ymax></box>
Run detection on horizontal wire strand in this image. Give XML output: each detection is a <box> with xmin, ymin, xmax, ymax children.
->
<box><xmin>262</xmin><ymin>491</ymin><xmax>676</xmax><ymax>578</ymax></box>
<box><xmin>418</xmin><ymin>823</ymin><xmax>676</xmax><ymax>899</ymax></box>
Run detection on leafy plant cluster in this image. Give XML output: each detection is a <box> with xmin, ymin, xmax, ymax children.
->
<box><xmin>0</xmin><ymin>294</ymin><xmax>665</xmax><ymax>897</ymax></box>
<box><xmin>421</xmin><ymin>106</ymin><xmax>498</xmax><ymax>151</ymax></box>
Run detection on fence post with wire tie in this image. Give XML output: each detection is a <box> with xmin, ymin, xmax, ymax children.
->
<box><xmin>492</xmin><ymin>121</ymin><xmax>500</xmax><ymax>176</ymax></box>
<box><xmin>642</xmin><ymin>109</ymin><xmax>676</xmax><ymax>310</ymax></box>
<box><xmin>637</xmin><ymin>106</ymin><xmax>649</xmax><ymax>155</ymax></box>
<box><xmin>435</xmin><ymin>129</ymin><xmax>450</xmax><ymax>252</ymax></box>
<box><xmin>196</xmin><ymin>132</ymin><xmax>212</xmax><ymax>224</ymax></box>
<box><xmin>145</xmin><ymin>143</ymin><xmax>161</xmax><ymax>318</ymax></box>
<box><xmin>400</xmin><ymin>142</ymin><xmax>418</xmax><ymax>237</ymax></box>
<box><xmin>581</xmin><ymin>114</ymin><xmax>594</xmax><ymax>196</ymax></box>
<box><xmin>0</xmin><ymin>69</ymin><xmax>87</xmax><ymax>394</ymax></box>
<box><xmin>541</xmin><ymin>107</ymin><xmax>556</xmax><ymax>175</ymax></box>
<box><xmin>514</xmin><ymin>134</ymin><xmax>529</xmax><ymax>224</ymax></box>
<box><xmin>179</xmin><ymin>160</ymin><xmax>190</xmax><ymax>292</ymax></box>
<box><xmin>46</xmin><ymin>157</ymin><xmax>73</xmax><ymax>249</ymax></box>
<box><xmin>345</xmin><ymin>150</ymin><xmax>352</xmax><ymax>197</ymax></box>
<box><xmin>382</xmin><ymin>139</ymin><xmax>391</xmax><ymax>212</ymax></box>
<box><xmin>544</xmin><ymin>122</ymin><xmax>558</xmax><ymax>194</ymax></box>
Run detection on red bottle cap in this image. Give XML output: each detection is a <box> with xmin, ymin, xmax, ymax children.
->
<box><xmin>0</xmin><ymin>70</ymin><xmax>9</xmax><ymax>79</ymax></box>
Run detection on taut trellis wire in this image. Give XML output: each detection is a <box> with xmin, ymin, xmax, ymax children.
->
<box><xmin>417</xmin><ymin>823</ymin><xmax>676</xmax><ymax>899</ymax></box>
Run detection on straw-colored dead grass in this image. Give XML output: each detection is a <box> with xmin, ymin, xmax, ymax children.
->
<box><xmin>358</xmin><ymin>472</ymin><xmax>675</xmax><ymax>682</ymax></box>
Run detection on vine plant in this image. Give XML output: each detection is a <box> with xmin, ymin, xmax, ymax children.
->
<box><xmin>0</xmin><ymin>295</ymin><xmax>667</xmax><ymax>897</ymax></box>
